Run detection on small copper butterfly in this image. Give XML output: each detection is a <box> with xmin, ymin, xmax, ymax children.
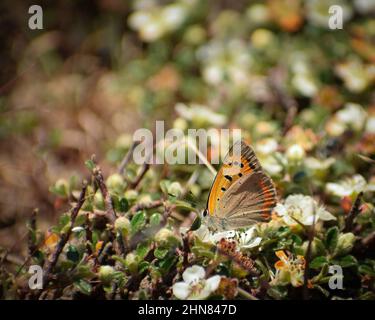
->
<box><xmin>202</xmin><ymin>140</ymin><xmax>277</xmax><ymax>231</ymax></box>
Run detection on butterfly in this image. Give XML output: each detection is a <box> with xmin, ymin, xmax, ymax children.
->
<box><xmin>202</xmin><ymin>140</ymin><xmax>277</xmax><ymax>232</ymax></box>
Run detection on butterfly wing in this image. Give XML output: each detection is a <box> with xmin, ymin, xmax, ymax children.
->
<box><xmin>206</xmin><ymin>140</ymin><xmax>263</xmax><ymax>216</ymax></box>
<box><xmin>216</xmin><ymin>171</ymin><xmax>276</xmax><ymax>229</ymax></box>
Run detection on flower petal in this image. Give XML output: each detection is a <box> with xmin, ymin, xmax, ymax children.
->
<box><xmin>205</xmin><ymin>275</ymin><xmax>221</xmax><ymax>292</ymax></box>
<box><xmin>183</xmin><ymin>265</ymin><xmax>205</xmax><ymax>284</ymax></box>
<box><xmin>172</xmin><ymin>282</ymin><xmax>191</xmax><ymax>300</ymax></box>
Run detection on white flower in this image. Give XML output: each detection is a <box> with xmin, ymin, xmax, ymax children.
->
<box><xmin>305</xmin><ymin>157</ymin><xmax>335</xmax><ymax>171</ymax></box>
<box><xmin>172</xmin><ymin>265</ymin><xmax>221</xmax><ymax>300</ymax></box>
<box><xmin>365</xmin><ymin>116</ymin><xmax>375</xmax><ymax>133</ymax></box>
<box><xmin>255</xmin><ymin>138</ymin><xmax>278</xmax><ymax>155</ymax></box>
<box><xmin>292</xmin><ymin>73</ymin><xmax>318</xmax><ymax>97</ymax></box>
<box><xmin>161</xmin><ymin>4</ymin><xmax>187</xmax><ymax>31</ymax></box>
<box><xmin>275</xmin><ymin>194</ymin><xmax>336</xmax><ymax>226</ymax></box>
<box><xmin>336</xmin><ymin>103</ymin><xmax>367</xmax><ymax>131</ymax></box>
<box><xmin>194</xmin><ymin>225</ymin><xmax>262</xmax><ymax>249</ymax></box>
<box><xmin>286</xmin><ymin>144</ymin><xmax>305</xmax><ymax>163</ymax></box>
<box><xmin>175</xmin><ymin>103</ymin><xmax>227</xmax><ymax>126</ymax></box>
<box><xmin>335</xmin><ymin>60</ymin><xmax>372</xmax><ymax>93</ymax></box>
<box><xmin>261</xmin><ymin>154</ymin><xmax>285</xmax><ymax>175</ymax></box>
<box><xmin>326</xmin><ymin>174</ymin><xmax>375</xmax><ymax>197</ymax></box>
<box><xmin>194</xmin><ymin>224</ymin><xmax>235</xmax><ymax>243</ymax></box>
<box><xmin>237</xmin><ymin>226</ymin><xmax>262</xmax><ymax>249</ymax></box>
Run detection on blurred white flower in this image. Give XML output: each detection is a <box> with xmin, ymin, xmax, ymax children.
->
<box><xmin>262</xmin><ymin>154</ymin><xmax>285</xmax><ymax>176</ymax></box>
<box><xmin>175</xmin><ymin>102</ymin><xmax>227</xmax><ymax>126</ymax></box>
<box><xmin>365</xmin><ymin>116</ymin><xmax>375</xmax><ymax>134</ymax></box>
<box><xmin>336</xmin><ymin>103</ymin><xmax>367</xmax><ymax>131</ymax></box>
<box><xmin>161</xmin><ymin>4</ymin><xmax>188</xmax><ymax>30</ymax></box>
<box><xmin>292</xmin><ymin>73</ymin><xmax>318</xmax><ymax>97</ymax></box>
<box><xmin>172</xmin><ymin>265</ymin><xmax>221</xmax><ymax>300</ymax></box>
<box><xmin>291</xmin><ymin>58</ymin><xmax>318</xmax><ymax>97</ymax></box>
<box><xmin>335</xmin><ymin>60</ymin><xmax>372</xmax><ymax>93</ymax></box>
<box><xmin>128</xmin><ymin>2</ymin><xmax>191</xmax><ymax>42</ymax></box>
<box><xmin>326</xmin><ymin>174</ymin><xmax>375</xmax><ymax>197</ymax></box>
<box><xmin>275</xmin><ymin>194</ymin><xmax>336</xmax><ymax>226</ymax></box>
<box><xmin>286</xmin><ymin>144</ymin><xmax>305</xmax><ymax>163</ymax></box>
<box><xmin>255</xmin><ymin>138</ymin><xmax>278</xmax><ymax>155</ymax></box>
<box><xmin>197</xmin><ymin>40</ymin><xmax>253</xmax><ymax>88</ymax></box>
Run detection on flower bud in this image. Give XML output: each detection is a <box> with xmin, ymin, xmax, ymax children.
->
<box><xmin>168</xmin><ymin>182</ymin><xmax>183</xmax><ymax>198</ymax></box>
<box><xmin>114</xmin><ymin>217</ymin><xmax>131</xmax><ymax>237</ymax></box>
<box><xmin>94</xmin><ymin>191</ymin><xmax>105</xmax><ymax>210</ymax></box>
<box><xmin>106</xmin><ymin>173</ymin><xmax>125</xmax><ymax>193</ymax></box>
<box><xmin>335</xmin><ymin>232</ymin><xmax>356</xmax><ymax>256</ymax></box>
<box><xmin>125</xmin><ymin>252</ymin><xmax>138</xmax><ymax>274</ymax></box>
<box><xmin>286</xmin><ymin>144</ymin><xmax>305</xmax><ymax>163</ymax></box>
<box><xmin>99</xmin><ymin>265</ymin><xmax>116</xmax><ymax>284</ymax></box>
<box><xmin>154</xmin><ymin>228</ymin><xmax>180</xmax><ymax>247</ymax></box>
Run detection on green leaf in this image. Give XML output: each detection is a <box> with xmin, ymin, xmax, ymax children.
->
<box><xmin>325</xmin><ymin>227</ymin><xmax>339</xmax><ymax>253</ymax></box>
<box><xmin>336</xmin><ymin>255</ymin><xmax>358</xmax><ymax>268</ymax></box>
<box><xmin>139</xmin><ymin>261</ymin><xmax>150</xmax><ymax>274</ymax></box>
<box><xmin>310</xmin><ymin>256</ymin><xmax>328</xmax><ymax>269</ymax></box>
<box><xmin>74</xmin><ymin>279</ymin><xmax>92</xmax><ymax>295</ymax></box>
<box><xmin>136</xmin><ymin>242</ymin><xmax>150</xmax><ymax>259</ymax></box>
<box><xmin>189</xmin><ymin>215</ymin><xmax>201</xmax><ymax>231</ymax></box>
<box><xmin>118</xmin><ymin>197</ymin><xmax>129</xmax><ymax>212</ymax></box>
<box><xmin>158</xmin><ymin>256</ymin><xmax>177</xmax><ymax>275</ymax></box>
<box><xmin>150</xmin><ymin>213</ymin><xmax>162</xmax><ymax>226</ymax></box>
<box><xmin>131</xmin><ymin>211</ymin><xmax>146</xmax><ymax>234</ymax></box>
<box><xmin>66</xmin><ymin>245</ymin><xmax>80</xmax><ymax>263</ymax></box>
<box><xmin>154</xmin><ymin>247</ymin><xmax>169</xmax><ymax>259</ymax></box>
<box><xmin>85</xmin><ymin>159</ymin><xmax>95</xmax><ymax>171</ymax></box>
<box><xmin>359</xmin><ymin>264</ymin><xmax>375</xmax><ymax>277</ymax></box>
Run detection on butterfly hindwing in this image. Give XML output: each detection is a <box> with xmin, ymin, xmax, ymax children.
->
<box><xmin>217</xmin><ymin>171</ymin><xmax>276</xmax><ymax>222</ymax></box>
<box><xmin>207</xmin><ymin>140</ymin><xmax>263</xmax><ymax>216</ymax></box>
<box><xmin>206</xmin><ymin>140</ymin><xmax>277</xmax><ymax>230</ymax></box>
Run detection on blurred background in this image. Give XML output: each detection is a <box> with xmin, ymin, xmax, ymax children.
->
<box><xmin>0</xmin><ymin>0</ymin><xmax>374</xmax><ymax>255</ymax></box>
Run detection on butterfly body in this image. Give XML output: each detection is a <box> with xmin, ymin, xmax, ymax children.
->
<box><xmin>203</xmin><ymin>140</ymin><xmax>277</xmax><ymax>232</ymax></box>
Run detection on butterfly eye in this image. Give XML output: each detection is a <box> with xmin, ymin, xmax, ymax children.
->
<box><xmin>203</xmin><ymin>209</ymin><xmax>208</xmax><ymax>217</ymax></box>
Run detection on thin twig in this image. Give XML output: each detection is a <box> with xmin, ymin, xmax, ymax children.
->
<box><xmin>41</xmin><ymin>182</ymin><xmax>88</xmax><ymax>289</ymax></box>
<box><xmin>118</xmin><ymin>141</ymin><xmax>139</xmax><ymax>175</ymax></box>
<box><xmin>344</xmin><ymin>192</ymin><xmax>363</xmax><ymax>232</ymax></box>
<box><xmin>28</xmin><ymin>209</ymin><xmax>38</xmax><ymax>258</ymax></box>
<box><xmin>130</xmin><ymin>200</ymin><xmax>164</xmax><ymax>214</ymax></box>
<box><xmin>92</xmin><ymin>160</ymin><xmax>117</xmax><ymax>223</ymax></box>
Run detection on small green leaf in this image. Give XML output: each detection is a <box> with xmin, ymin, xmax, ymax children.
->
<box><xmin>325</xmin><ymin>227</ymin><xmax>339</xmax><ymax>253</ymax></box>
<box><xmin>66</xmin><ymin>245</ymin><xmax>80</xmax><ymax>263</ymax></box>
<box><xmin>150</xmin><ymin>213</ymin><xmax>162</xmax><ymax>226</ymax></box>
<box><xmin>359</xmin><ymin>264</ymin><xmax>375</xmax><ymax>276</ymax></box>
<box><xmin>310</xmin><ymin>256</ymin><xmax>328</xmax><ymax>269</ymax></box>
<box><xmin>131</xmin><ymin>211</ymin><xmax>146</xmax><ymax>234</ymax></box>
<box><xmin>189</xmin><ymin>215</ymin><xmax>201</xmax><ymax>231</ymax></box>
<box><xmin>136</xmin><ymin>242</ymin><xmax>150</xmax><ymax>259</ymax></box>
<box><xmin>154</xmin><ymin>247</ymin><xmax>169</xmax><ymax>259</ymax></box>
<box><xmin>336</xmin><ymin>255</ymin><xmax>358</xmax><ymax>268</ymax></box>
<box><xmin>85</xmin><ymin>159</ymin><xmax>95</xmax><ymax>171</ymax></box>
<box><xmin>118</xmin><ymin>197</ymin><xmax>129</xmax><ymax>212</ymax></box>
<box><xmin>74</xmin><ymin>279</ymin><xmax>92</xmax><ymax>295</ymax></box>
<box><xmin>139</xmin><ymin>261</ymin><xmax>150</xmax><ymax>274</ymax></box>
